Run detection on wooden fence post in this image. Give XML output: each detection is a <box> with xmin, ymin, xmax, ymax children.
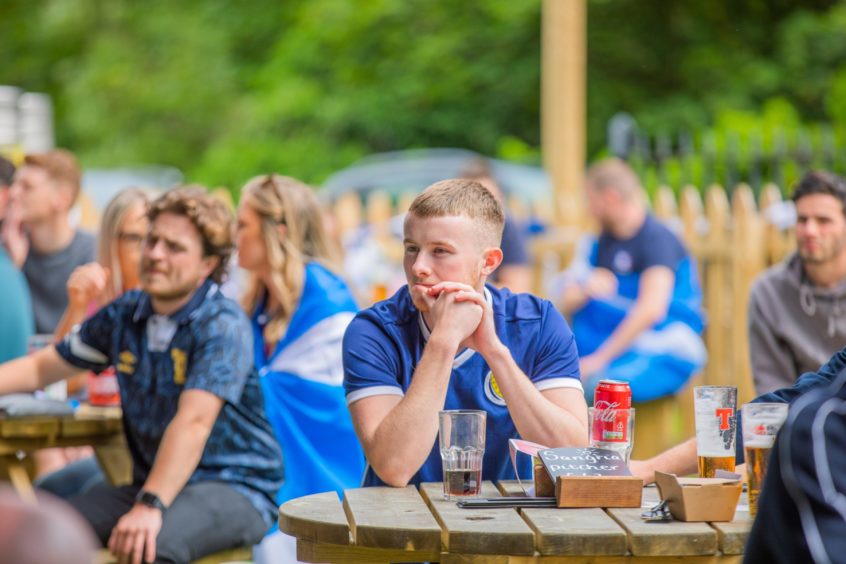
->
<box><xmin>731</xmin><ymin>184</ymin><xmax>764</xmax><ymax>404</ymax></box>
<box><xmin>758</xmin><ymin>183</ymin><xmax>794</xmax><ymax>266</ymax></box>
<box><xmin>652</xmin><ymin>186</ymin><xmax>677</xmax><ymax>220</ymax></box>
<box><xmin>333</xmin><ymin>192</ymin><xmax>362</xmax><ymax>241</ymax></box>
<box><xmin>703</xmin><ymin>186</ymin><xmax>730</xmax><ymax>388</ymax></box>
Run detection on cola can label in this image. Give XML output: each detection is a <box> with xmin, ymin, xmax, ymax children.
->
<box><xmin>593</xmin><ymin>379</ymin><xmax>631</xmax><ymax>443</ymax></box>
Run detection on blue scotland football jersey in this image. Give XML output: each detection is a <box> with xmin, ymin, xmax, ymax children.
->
<box><xmin>343</xmin><ymin>285</ymin><xmax>581</xmax><ymax>487</ymax></box>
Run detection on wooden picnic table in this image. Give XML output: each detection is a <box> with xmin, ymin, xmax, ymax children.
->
<box><xmin>0</xmin><ymin>405</ymin><xmax>131</xmax><ymax>502</ymax></box>
<box><xmin>280</xmin><ymin>481</ymin><xmax>751</xmax><ymax>563</ymax></box>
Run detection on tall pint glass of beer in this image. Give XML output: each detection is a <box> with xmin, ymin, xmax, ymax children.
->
<box><xmin>742</xmin><ymin>403</ymin><xmax>788</xmax><ymax>516</ymax></box>
<box><xmin>693</xmin><ymin>386</ymin><xmax>738</xmax><ymax>477</ymax></box>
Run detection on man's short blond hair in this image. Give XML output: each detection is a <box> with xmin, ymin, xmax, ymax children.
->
<box><xmin>24</xmin><ymin>149</ymin><xmax>82</xmax><ymax>204</ymax></box>
<box><xmin>408</xmin><ymin>179</ymin><xmax>504</xmax><ymax>247</ymax></box>
<box><xmin>585</xmin><ymin>157</ymin><xmax>642</xmax><ymax>200</ymax></box>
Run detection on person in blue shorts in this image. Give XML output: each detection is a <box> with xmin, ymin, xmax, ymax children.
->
<box><xmin>343</xmin><ymin>178</ymin><xmax>588</xmax><ymax>488</ymax></box>
<box><xmin>0</xmin><ymin>186</ymin><xmax>283</xmax><ymax>563</ymax></box>
<box><xmin>557</xmin><ymin>158</ymin><xmax>706</xmax><ymax>403</ymax></box>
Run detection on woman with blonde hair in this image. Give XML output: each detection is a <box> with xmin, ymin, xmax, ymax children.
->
<box><xmin>54</xmin><ymin>187</ymin><xmax>151</xmax><ymax>339</ymax></box>
<box><xmin>237</xmin><ymin>174</ymin><xmax>364</xmax><ymax>508</ymax></box>
<box><xmin>36</xmin><ymin>188</ymin><xmax>151</xmax><ymax>498</ymax></box>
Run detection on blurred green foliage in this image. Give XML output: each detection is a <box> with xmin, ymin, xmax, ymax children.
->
<box><xmin>2</xmin><ymin>0</ymin><xmax>845</xmax><ymax>196</ymax></box>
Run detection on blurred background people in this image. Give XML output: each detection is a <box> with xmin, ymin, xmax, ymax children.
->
<box><xmin>0</xmin><ymin>186</ymin><xmax>283</xmax><ymax>563</ymax></box>
<box><xmin>460</xmin><ymin>158</ymin><xmax>532</xmax><ymax>293</ymax></box>
<box><xmin>3</xmin><ymin>149</ymin><xmax>96</xmax><ymax>334</ymax></box>
<box><xmin>34</xmin><ymin>188</ymin><xmax>152</xmax><ymax>498</ymax></box>
<box><xmin>238</xmin><ymin>174</ymin><xmax>364</xmax><ymax>502</ymax></box>
<box><xmin>237</xmin><ymin>175</ymin><xmax>364</xmax><ymax>562</ymax></box>
<box><xmin>557</xmin><ymin>158</ymin><xmax>706</xmax><ymax>403</ymax></box>
<box><xmin>748</xmin><ymin>171</ymin><xmax>846</xmax><ymax>394</ymax></box>
<box><xmin>53</xmin><ymin>188</ymin><xmax>151</xmax><ymax>340</ymax></box>
<box><xmin>0</xmin><ymin>155</ymin><xmax>34</xmax><ymax>363</ymax></box>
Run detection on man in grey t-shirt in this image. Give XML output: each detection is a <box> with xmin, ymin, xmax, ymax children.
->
<box><xmin>748</xmin><ymin>171</ymin><xmax>846</xmax><ymax>394</ymax></box>
<box><xmin>4</xmin><ymin>150</ymin><xmax>95</xmax><ymax>334</ymax></box>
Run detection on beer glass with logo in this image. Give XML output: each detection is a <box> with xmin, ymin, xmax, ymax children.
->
<box><xmin>742</xmin><ymin>403</ymin><xmax>788</xmax><ymax>516</ymax></box>
<box><xmin>439</xmin><ymin>410</ymin><xmax>486</xmax><ymax>500</ymax></box>
<box><xmin>694</xmin><ymin>386</ymin><xmax>738</xmax><ymax>478</ymax></box>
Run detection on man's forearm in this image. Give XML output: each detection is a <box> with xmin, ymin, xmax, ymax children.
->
<box><xmin>630</xmin><ymin>438</ymin><xmax>698</xmax><ymax>484</ymax></box>
<box><xmin>484</xmin><ymin>345</ymin><xmax>588</xmax><ymax>447</ymax></box>
<box><xmin>54</xmin><ymin>305</ymin><xmax>88</xmax><ymax>342</ymax></box>
<box><xmin>364</xmin><ymin>337</ymin><xmax>457</xmax><ymax>487</ymax></box>
<box><xmin>559</xmin><ymin>284</ymin><xmax>588</xmax><ymax>315</ymax></box>
<box><xmin>141</xmin><ymin>413</ymin><xmax>214</xmax><ymax>505</ymax></box>
<box><xmin>0</xmin><ymin>347</ymin><xmax>80</xmax><ymax>396</ymax></box>
<box><xmin>594</xmin><ymin>304</ymin><xmax>660</xmax><ymax>364</ymax></box>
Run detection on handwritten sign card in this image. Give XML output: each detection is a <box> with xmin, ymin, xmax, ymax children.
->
<box><xmin>539</xmin><ymin>447</ymin><xmax>632</xmax><ymax>478</ymax></box>
<box><xmin>538</xmin><ymin>448</ymin><xmax>642</xmax><ymax>507</ymax></box>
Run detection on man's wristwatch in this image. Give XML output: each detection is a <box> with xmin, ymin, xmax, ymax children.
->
<box><xmin>135</xmin><ymin>490</ymin><xmax>167</xmax><ymax>512</ymax></box>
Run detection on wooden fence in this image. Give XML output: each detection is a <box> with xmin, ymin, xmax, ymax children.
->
<box><xmin>332</xmin><ymin>184</ymin><xmax>796</xmax><ymax>409</ymax></box>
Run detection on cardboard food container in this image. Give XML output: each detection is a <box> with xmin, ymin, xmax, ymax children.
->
<box><xmin>655</xmin><ymin>472</ymin><xmax>742</xmax><ymax>522</ymax></box>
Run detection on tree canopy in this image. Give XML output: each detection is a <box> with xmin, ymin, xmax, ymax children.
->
<box><xmin>1</xmin><ymin>0</ymin><xmax>843</xmax><ymax>194</ymax></box>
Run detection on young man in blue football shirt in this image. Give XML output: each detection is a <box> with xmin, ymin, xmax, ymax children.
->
<box><xmin>343</xmin><ymin>179</ymin><xmax>588</xmax><ymax>488</ymax></box>
<box><xmin>0</xmin><ymin>186</ymin><xmax>282</xmax><ymax>563</ymax></box>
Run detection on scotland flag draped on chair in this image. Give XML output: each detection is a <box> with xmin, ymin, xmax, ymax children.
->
<box><xmin>252</xmin><ymin>263</ymin><xmax>365</xmax><ymax>504</ymax></box>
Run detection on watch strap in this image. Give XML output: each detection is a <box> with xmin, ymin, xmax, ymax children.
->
<box><xmin>135</xmin><ymin>490</ymin><xmax>167</xmax><ymax>512</ymax></box>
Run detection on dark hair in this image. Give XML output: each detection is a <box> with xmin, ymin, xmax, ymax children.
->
<box><xmin>0</xmin><ymin>155</ymin><xmax>14</xmax><ymax>187</ymax></box>
<box><xmin>791</xmin><ymin>171</ymin><xmax>846</xmax><ymax>216</ymax></box>
<box><xmin>147</xmin><ymin>185</ymin><xmax>234</xmax><ymax>284</ymax></box>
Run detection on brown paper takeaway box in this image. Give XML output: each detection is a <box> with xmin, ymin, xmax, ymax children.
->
<box><xmin>655</xmin><ymin>472</ymin><xmax>742</xmax><ymax>522</ymax></box>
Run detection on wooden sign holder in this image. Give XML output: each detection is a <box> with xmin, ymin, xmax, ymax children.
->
<box><xmin>534</xmin><ymin>458</ymin><xmax>643</xmax><ymax>508</ymax></box>
<box><xmin>554</xmin><ymin>475</ymin><xmax>643</xmax><ymax>508</ymax></box>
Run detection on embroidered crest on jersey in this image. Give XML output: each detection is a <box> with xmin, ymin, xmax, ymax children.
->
<box><xmin>484</xmin><ymin>371</ymin><xmax>506</xmax><ymax>406</ymax></box>
<box><xmin>612</xmin><ymin>250</ymin><xmax>633</xmax><ymax>273</ymax></box>
<box><xmin>171</xmin><ymin>348</ymin><xmax>187</xmax><ymax>385</ymax></box>
<box><xmin>117</xmin><ymin>350</ymin><xmax>136</xmax><ymax>374</ymax></box>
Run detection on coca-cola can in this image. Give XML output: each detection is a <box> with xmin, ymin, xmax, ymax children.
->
<box><xmin>593</xmin><ymin>379</ymin><xmax>632</xmax><ymax>443</ymax></box>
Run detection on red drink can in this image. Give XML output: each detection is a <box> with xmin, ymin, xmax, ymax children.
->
<box><xmin>592</xmin><ymin>379</ymin><xmax>632</xmax><ymax>443</ymax></box>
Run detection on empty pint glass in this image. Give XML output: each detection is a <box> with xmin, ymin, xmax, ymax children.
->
<box><xmin>742</xmin><ymin>403</ymin><xmax>788</xmax><ymax>516</ymax></box>
<box><xmin>694</xmin><ymin>386</ymin><xmax>737</xmax><ymax>478</ymax></box>
<box><xmin>28</xmin><ymin>334</ymin><xmax>66</xmax><ymax>401</ymax></box>
<box><xmin>439</xmin><ymin>410</ymin><xmax>486</xmax><ymax>500</ymax></box>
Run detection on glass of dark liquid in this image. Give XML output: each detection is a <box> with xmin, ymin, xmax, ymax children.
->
<box><xmin>439</xmin><ymin>410</ymin><xmax>486</xmax><ymax>500</ymax></box>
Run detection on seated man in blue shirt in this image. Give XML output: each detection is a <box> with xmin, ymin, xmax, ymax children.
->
<box><xmin>343</xmin><ymin>179</ymin><xmax>588</xmax><ymax>488</ymax></box>
<box><xmin>0</xmin><ymin>186</ymin><xmax>282</xmax><ymax>563</ymax></box>
<box><xmin>558</xmin><ymin>158</ymin><xmax>706</xmax><ymax>402</ymax></box>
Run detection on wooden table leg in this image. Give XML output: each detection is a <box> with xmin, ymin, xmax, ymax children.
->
<box><xmin>2</xmin><ymin>454</ymin><xmax>37</xmax><ymax>505</ymax></box>
<box><xmin>93</xmin><ymin>444</ymin><xmax>133</xmax><ymax>486</ymax></box>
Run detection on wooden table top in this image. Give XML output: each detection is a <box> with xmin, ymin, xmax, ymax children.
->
<box><xmin>279</xmin><ymin>481</ymin><xmax>751</xmax><ymax>563</ymax></box>
<box><xmin>0</xmin><ymin>406</ymin><xmax>123</xmax><ymax>454</ymax></box>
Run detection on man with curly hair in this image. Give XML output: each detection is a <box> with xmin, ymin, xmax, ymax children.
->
<box><xmin>0</xmin><ymin>186</ymin><xmax>282</xmax><ymax>563</ymax></box>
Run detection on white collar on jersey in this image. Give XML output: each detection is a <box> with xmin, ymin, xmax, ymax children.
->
<box><xmin>417</xmin><ymin>287</ymin><xmax>493</xmax><ymax>369</ymax></box>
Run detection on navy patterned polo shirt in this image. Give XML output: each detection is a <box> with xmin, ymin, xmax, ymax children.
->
<box><xmin>55</xmin><ymin>279</ymin><xmax>283</xmax><ymax>526</ymax></box>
